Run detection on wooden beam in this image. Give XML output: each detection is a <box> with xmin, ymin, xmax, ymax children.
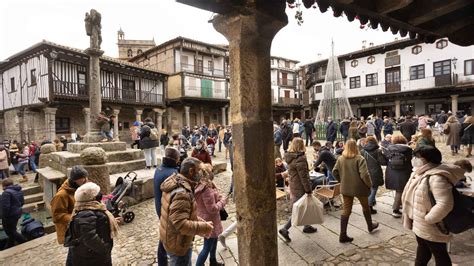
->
<box><xmin>436</xmin><ymin>18</ymin><xmax>472</xmax><ymax>35</ymax></box>
<box><xmin>376</xmin><ymin>0</ymin><xmax>412</xmax><ymax>15</ymax></box>
<box><xmin>408</xmin><ymin>0</ymin><xmax>472</xmax><ymax>26</ymax></box>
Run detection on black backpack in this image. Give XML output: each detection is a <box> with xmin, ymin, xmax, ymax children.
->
<box><xmin>426</xmin><ymin>175</ymin><xmax>474</xmax><ymax>234</ymax></box>
<box><xmin>389</xmin><ymin>152</ymin><xmax>406</xmax><ymax>170</ymax></box>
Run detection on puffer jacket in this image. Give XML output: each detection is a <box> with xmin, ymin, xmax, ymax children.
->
<box><xmin>72</xmin><ymin>210</ymin><xmax>113</xmax><ymax>266</ymax></box>
<box><xmin>0</xmin><ymin>149</ymin><xmax>9</xmax><ymax>170</ymax></box>
<box><xmin>402</xmin><ymin>163</ymin><xmax>465</xmax><ymax>243</ymax></box>
<box><xmin>332</xmin><ymin>155</ymin><xmax>371</xmax><ymax>197</ymax></box>
<box><xmin>361</xmin><ymin>142</ymin><xmax>386</xmax><ymax>187</ymax></box>
<box><xmin>160</xmin><ymin>173</ymin><xmax>211</xmax><ymax>256</ymax></box>
<box><xmin>285</xmin><ymin>152</ymin><xmax>312</xmax><ymax>205</ymax></box>
<box><xmin>139</xmin><ymin>122</ymin><xmax>159</xmax><ymax>149</ymax></box>
<box><xmin>1</xmin><ymin>184</ymin><xmax>24</xmax><ymax>222</ymax></box>
<box><xmin>195</xmin><ymin>182</ymin><xmax>226</xmax><ymax>238</ymax></box>
<box><xmin>51</xmin><ymin>180</ymin><xmax>76</xmax><ymax>244</ymax></box>
<box><xmin>383</xmin><ymin>144</ymin><xmax>413</xmax><ymax>191</ymax></box>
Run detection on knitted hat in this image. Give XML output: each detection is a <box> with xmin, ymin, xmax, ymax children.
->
<box><xmin>69</xmin><ymin>166</ymin><xmax>89</xmax><ymax>181</ymax></box>
<box><xmin>74</xmin><ymin>182</ymin><xmax>100</xmax><ymax>202</ymax></box>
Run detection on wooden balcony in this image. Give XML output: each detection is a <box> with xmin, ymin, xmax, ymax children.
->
<box><xmin>279</xmin><ymin>79</ymin><xmax>296</xmax><ymax>87</ymax></box>
<box><xmin>53</xmin><ymin>81</ymin><xmax>164</xmax><ymax>105</ymax></box>
<box><xmin>385</xmin><ymin>82</ymin><xmax>401</xmax><ymax>93</ymax></box>
<box><xmin>274</xmin><ymin>97</ymin><xmax>300</xmax><ymax>106</ymax></box>
<box><xmin>434</xmin><ymin>74</ymin><xmax>452</xmax><ymax>87</ymax></box>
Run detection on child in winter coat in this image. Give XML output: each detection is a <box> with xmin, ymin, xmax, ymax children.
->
<box><xmin>195</xmin><ymin>164</ymin><xmax>227</xmax><ymax>266</ymax></box>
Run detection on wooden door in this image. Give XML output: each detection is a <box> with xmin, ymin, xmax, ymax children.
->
<box><xmin>385</xmin><ymin>67</ymin><xmax>400</xmax><ymax>93</ymax></box>
<box><xmin>201</xmin><ymin>79</ymin><xmax>213</xmax><ymax>98</ymax></box>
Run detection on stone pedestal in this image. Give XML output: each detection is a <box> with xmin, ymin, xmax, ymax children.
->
<box><xmin>213</xmin><ymin>9</ymin><xmax>287</xmax><ymax>265</ymax></box>
<box><xmin>80</xmin><ymin>147</ymin><xmax>110</xmax><ymax>194</ymax></box>
<box><xmin>83</xmin><ymin>48</ymin><xmax>104</xmax><ymax>143</ymax></box>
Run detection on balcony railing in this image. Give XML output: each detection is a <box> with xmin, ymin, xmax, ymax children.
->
<box><xmin>274</xmin><ymin>97</ymin><xmax>300</xmax><ymax>105</ymax></box>
<box><xmin>183</xmin><ymin>85</ymin><xmax>228</xmax><ymax>99</ymax></box>
<box><xmin>177</xmin><ymin>63</ymin><xmax>225</xmax><ymax>77</ymax></box>
<box><xmin>279</xmin><ymin>79</ymin><xmax>296</xmax><ymax>87</ymax></box>
<box><xmin>53</xmin><ymin>81</ymin><xmax>164</xmax><ymax>105</ymax></box>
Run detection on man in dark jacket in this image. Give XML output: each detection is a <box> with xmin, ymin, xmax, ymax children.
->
<box><xmin>312</xmin><ymin>141</ymin><xmax>337</xmax><ymax>184</ymax></box>
<box><xmin>339</xmin><ymin>118</ymin><xmax>350</xmax><ymax>142</ymax></box>
<box><xmin>399</xmin><ymin>115</ymin><xmax>417</xmax><ymax>142</ymax></box>
<box><xmin>274</xmin><ymin>124</ymin><xmax>283</xmax><ymax>159</ymax></box>
<box><xmin>281</xmin><ymin>120</ymin><xmax>292</xmax><ymax>152</ymax></box>
<box><xmin>1</xmin><ymin>179</ymin><xmax>26</xmax><ymax>248</ymax></box>
<box><xmin>326</xmin><ymin>118</ymin><xmax>337</xmax><ymax>143</ymax></box>
<box><xmin>374</xmin><ymin>115</ymin><xmax>384</xmax><ymax>142</ymax></box>
<box><xmin>303</xmin><ymin>118</ymin><xmax>314</xmax><ymax>146</ymax></box>
<box><xmin>154</xmin><ymin>147</ymin><xmax>180</xmax><ymax>266</ymax></box>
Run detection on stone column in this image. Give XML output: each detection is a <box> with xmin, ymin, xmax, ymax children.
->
<box><xmin>83</xmin><ymin>107</ymin><xmax>91</xmax><ymax>135</ymax></box>
<box><xmin>213</xmin><ymin>9</ymin><xmax>287</xmax><ymax>265</ymax></box>
<box><xmin>166</xmin><ymin>107</ymin><xmax>172</xmax><ymax>133</ymax></box>
<box><xmin>153</xmin><ymin>108</ymin><xmax>164</xmax><ymax>133</ymax></box>
<box><xmin>200</xmin><ymin>106</ymin><xmax>204</xmax><ymax>125</ymax></box>
<box><xmin>451</xmin><ymin>95</ymin><xmax>458</xmax><ymax>114</ymax></box>
<box><xmin>44</xmin><ymin>107</ymin><xmax>58</xmax><ymax>142</ymax></box>
<box><xmin>184</xmin><ymin>106</ymin><xmax>191</xmax><ymax>128</ymax></box>
<box><xmin>112</xmin><ymin>109</ymin><xmax>120</xmax><ymax>140</ymax></box>
<box><xmin>84</xmin><ymin>48</ymin><xmax>104</xmax><ymax>143</ymax></box>
<box><xmin>289</xmin><ymin>110</ymin><xmax>294</xmax><ymax>120</ymax></box>
<box><xmin>221</xmin><ymin>106</ymin><xmax>227</xmax><ymax>126</ymax></box>
<box><xmin>395</xmin><ymin>99</ymin><xmax>401</xmax><ymax>119</ymax></box>
<box><xmin>135</xmin><ymin>109</ymin><xmax>143</xmax><ymax>123</ymax></box>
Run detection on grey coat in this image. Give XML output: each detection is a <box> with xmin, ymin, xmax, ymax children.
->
<box><xmin>445</xmin><ymin>121</ymin><xmax>461</xmax><ymax>146</ymax></box>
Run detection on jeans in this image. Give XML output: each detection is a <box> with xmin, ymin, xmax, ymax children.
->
<box><xmin>101</xmin><ymin>130</ymin><xmax>113</xmax><ymax>140</ymax></box>
<box><xmin>157</xmin><ymin>240</ymin><xmax>168</xmax><ymax>266</ymax></box>
<box><xmin>0</xmin><ymin>169</ymin><xmax>8</xmax><ymax>179</ymax></box>
<box><xmin>218</xmin><ymin>140</ymin><xmax>222</xmax><ymax>152</ymax></box>
<box><xmin>393</xmin><ymin>190</ymin><xmax>403</xmax><ymax>211</ymax></box>
<box><xmin>14</xmin><ymin>162</ymin><xmax>27</xmax><ymax>176</ymax></box>
<box><xmin>326</xmin><ymin>170</ymin><xmax>336</xmax><ymax>182</ymax></box>
<box><xmin>168</xmin><ymin>248</ymin><xmax>192</xmax><ymax>266</ymax></box>
<box><xmin>282</xmin><ymin>194</ymin><xmax>314</xmax><ymax>231</ymax></box>
<box><xmin>375</xmin><ymin>131</ymin><xmax>382</xmax><ymax>142</ymax></box>
<box><xmin>2</xmin><ymin>218</ymin><xmax>26</xmax><ymax>249</ymax></box>
<box><xmin>143</xmin><ymin>147</ymin><xmax>157</xmax><ymax>167</ymax></box>
<box><xmin>196</xmin><ymin>238</ymin><xmax>218</xmax><ymax>266</ymax></box>
<box><xmin>66</xmin><ymin>247</ymin><xmax>73</xmax><ymax>266</ymax></box>
<box><xmin>415</xmin><ymin>235</ymin><xmax>451</xmax><ymax>266</ymax></box>
<box><xmin>342</xmin><ymin>195</ymin><xmax>370</xmax><ymax>217</ymax></box>
<box><xmin>305</xmin><ymin>132</ymin><xmax>313</xmax><ymax>146</ymax></box>
<box><xmin>368</xmin><ymin>186</ymin><xmax>378</xmax><ymax>206</ymax></box>
<box><xmin>29</xmin><ymin>155</ymin><xmax>37</xmax><ymax>172</ymax></box>
<box><xmin>450</xmin><ymin>145</ymin><xmax>459</xmax><ymax>153</ymax></box>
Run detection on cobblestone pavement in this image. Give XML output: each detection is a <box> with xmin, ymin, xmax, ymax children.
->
<box><xmin>0</xmin><ymin>141</ymin><xmax>473</xmax><ymax>265</ymax></box>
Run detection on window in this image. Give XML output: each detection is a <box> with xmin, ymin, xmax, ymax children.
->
<box><xmin>285</xmin><ymin>61</ymin><xmax>290</xmax><ymax>68</ymax></box>
<box><xmin>137</xmin><ymin>49</ymin><xmax>143</xmax><ymax>55</ymax></box>
<box><xmin>196</xmin><ymin>59</ymin><xmax>203</xmax><ymax>73</ymax></box>
<box><xmin>351</xmin><ymin>60</ymin><xmax>358</xmax><ymax>68</ymax></box>
<box><xmin>412</xmin><ymin>45</ymin><xmax>422</xmax><ymax>55</ymax></box>
<box><xmin>315</xmin><ymin>85</ymin><xmax>322</xmax><ymax>93</ymax></box>
<box><xmin>349</xmin><ymin>76</ymin><xmax>361</xmax><ymax>89</ymax></box>
<box><xmin>10</xmin><ymin>77</ymin><xmax>15</xmax><ymax>92</ymax></box>
<box><xmin>410</xmin><ymin>65</ymin><xmax>425</xmax><ymax>80</ymax></box>
<box><xmin>433</xmin><ymin>60</ymin><xmax>451</xmax><ymax>76</ymax></box>
<box><xmin>208</xmin><ymin>61</ymin><xmax>213</xmax><ymax>72</ymax></box>
<box><xmin>77</xmin><ymin>71</ymin><xmax>87</xmax><ymax>95</ymax></box>
<box><xmin>366</xmin><ymin>73</ymin><xmax>378</xmax><ymax>86</ymax></box>
<box><xmin>30</xmin><ymin>69</ymin><xmax>37</xmax><ymax>85</ymax></box>
<box><xmin>122</xmin><ymin>79</ymin><xmax>136</xmax><ymax>100</ymax></box>
<box><xmin>436</xmin><ymin>39</ymin><xmax>448</xmax><ymax>49</ymax></box>
<box><xmin>465</xmin><ymin>59</ymin><xmax>474</xmax><ymax>76</ymax></box>
<box><xmin>271</xmin><ymin>59</ymin><xmax>274</xmax><ymax>65</ymax></box>
<box><xmin>386</xmin><ymin>51</ymin><xmax>398</xmax><ymax>57</ymax></box>
<box><xmin>367</xmin><ymin>56</ymin><xmax>375</xmax><ymax>64</ymax></box>
<box><xmin>127</xmin><ymin>49</ymin><xmax>133</xmax><ymax>57</ymax></box>
<box><xmin>55</xmin><ymin>117</ymin><xmax>70</xmax><ymax>133</ymax></box>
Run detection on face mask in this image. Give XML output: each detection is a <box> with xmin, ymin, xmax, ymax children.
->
<box><xmin>412</xmin><ymin>157</ymin><xmax>425</xmax><ymax>168</ymax></box>
<box><xmin>196</xmin><ymin>144</ymin><xmax>202</xmax><ymax>149</ymax></box>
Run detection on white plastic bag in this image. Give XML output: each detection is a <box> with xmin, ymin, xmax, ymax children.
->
<box><xmin>291</xmin><ymin>194</ymin><xmax>325</xmax><ymax>226</ymax></box>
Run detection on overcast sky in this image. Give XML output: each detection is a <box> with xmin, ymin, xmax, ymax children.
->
<box><xmin>0</xmin><ymin>0</ymin><xmax>401</xmax><ymax>65</ymax></box>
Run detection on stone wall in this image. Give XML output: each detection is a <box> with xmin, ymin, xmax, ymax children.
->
<box><xmin>2</xmin><ymin>108</ymin><xmax>47</xmax><ymax>142</ymax></box>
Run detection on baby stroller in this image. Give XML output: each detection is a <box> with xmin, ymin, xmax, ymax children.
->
<box><xmin>104</xmin><ymin>171</ymin><xmax>137</xmax><ymax>223</ymax></box>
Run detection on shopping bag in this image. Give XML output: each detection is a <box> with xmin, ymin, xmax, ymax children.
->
<box><xmin>291</xmin><ymin>194</ymin><xmax>324</xmax><ymax>226</ymax></box>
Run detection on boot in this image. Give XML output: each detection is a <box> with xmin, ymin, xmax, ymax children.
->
<box><xmin>20</xmin><ymin>175</ymin><xmax>28</xmax><ymax>183</ymax></box>
<box><xmin>363</xmin><ymin>211</ymin><xmax>379</xmax><ymax>233</ymax></box>
<box><xmin>339</xmin><ymin>215</ymin><xmax>353</xmax><ymax>243</ymax></box>
<box><xmin>370</xmin><ymin>206</ymin><xmax>377</xmax><ymax>214</ymax></box>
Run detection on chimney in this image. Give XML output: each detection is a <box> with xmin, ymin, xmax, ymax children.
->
<box><xmin>362</xmin><ymin>40</ymin><xmax>367</xmax><ymax>49</ymax></box>
<box><xmin>369</xmin><ymin>42</ymin><xmax>374</xmax><ymax>47</ymax></box>
<box><xmin>317</xmin><ymin>53</ymin><xmax>322</xmax><ymax>60</ymax></box>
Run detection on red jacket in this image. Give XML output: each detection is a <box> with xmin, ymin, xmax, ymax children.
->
<box><xmin>195</xmin><ymin>183</ymin><xmax>226</xmax><ymax>238</ymax></box>
<box><xmin>191</xmin><ymin>148</ymin><xmax>212</xmax><ymax>165</ymax></box>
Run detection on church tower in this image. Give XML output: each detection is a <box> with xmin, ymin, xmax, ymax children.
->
<box><xmin>117</xmin><ymin>28</ymin><xmax>155</xmax><ymax>60</ymax></box>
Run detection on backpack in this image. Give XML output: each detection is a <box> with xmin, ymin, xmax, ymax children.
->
<box><xmin>426</xmin><ymin>175</ymin><xmax>474</xmax><ymax>234</ymax></box>
<box><xmin>21</xmin><ymin>217</ymin><xmax>45</xmax><ymax>240</ymax></box>
<box><xmin>389</xmin><ymin>152</ymin><xmax>406</xmax><ymax>170</ymax></box>
<box><xmin>150</xmin><ymin>127</ymin><xmax>159</xmax><ymax>141</ymax></box>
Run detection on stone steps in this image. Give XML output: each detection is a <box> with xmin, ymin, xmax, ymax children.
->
<box><xmin>22</xmin><ymin>184</ymin><xmax>42</xmax><ymax>196</ymax></box>
<box><xmin>67</xmin><ymin>141</ymin><xmax>127</xmax><ymax>153</ymax></box>
<box><xmin>22</xmin><ymin>201</ymin><xmax>45</xmax><ymax>213</ymax></box>
<box><xmin>24</xmin><ymin>192</ymin><xmax>44</xmax><ymax>205</ymax></box>
<box><xmin>107</xmin><ymin>159</ymin><xmax>149</xmax><ymax>175</ymax></box>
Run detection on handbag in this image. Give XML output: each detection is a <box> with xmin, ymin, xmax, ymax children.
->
<box><xmin>291</xmin><ymin>194</ymin><xmax>324</xmax><ymax>226</ymax></box>
<box><xmin>220</xmin><ymin>208</ymin><xmax>228</xmax><ymax>221</ymax></box>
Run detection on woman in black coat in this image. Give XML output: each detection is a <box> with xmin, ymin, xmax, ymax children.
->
<box><xmin>69</xmin><ymin>182</ymin><xmax>119</xmax><ymax>266</ymax></box>
<box><xmin>360</xmin><ymin>136</ymin><xmax>387</xmax><ymax>214</ymax></box>
<box><xmin>382</xmin><ymin>135</ymin><xmax>412</xmax><ymax>218</ymax></box>
<box><xmin>460</xmin><ymin>116</ymin><xmax>473</xmax><ymax>158</ymax></box>
<box><xmin>139</xmin><ymin>118</ymin><xmax>159</xmax><ymax>169</ymax></box>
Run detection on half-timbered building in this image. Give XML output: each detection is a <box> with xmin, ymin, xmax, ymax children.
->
<box><xmin>0</xmin><ymin>40</ymin><xmax>167</xmax><ymax>142</ymax></box>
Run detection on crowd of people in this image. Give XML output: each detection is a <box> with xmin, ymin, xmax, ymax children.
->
<box><xmin>1</xmin><ymin>109</ymin><xmax>473</xmax><ymax>265</ymax></box>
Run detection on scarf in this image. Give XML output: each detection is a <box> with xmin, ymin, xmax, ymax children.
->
<box><xmin>72</xmin><ymin>201</ymin><xmax>119</xmax><ymax>239</ymax></box>
<box><xmin>401</xmin><ymin>163</ymin><xmax>438</xmax><ymax>230</ymax></box>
